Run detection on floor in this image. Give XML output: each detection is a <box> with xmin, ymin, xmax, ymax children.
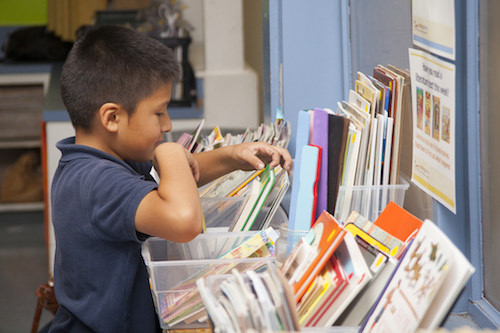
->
<box><xmin>0</xmin><ymin>211</ymin><xmax>52</xmax><ymax>333</ymax></box>
<box><xmin>0</xmin><ymin>211</ymin><xmax>485</xmax><ymax>333</ymax></box>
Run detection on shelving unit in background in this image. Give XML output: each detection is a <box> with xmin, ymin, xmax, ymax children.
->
<box><xmin>0</xmin><ymin>67</ymin><xmax>51</xmax><ymax>213</ymax></box>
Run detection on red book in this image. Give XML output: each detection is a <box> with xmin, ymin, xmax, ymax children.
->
<box><xmin>280</xmin><ymin>211</ymin><xmax>347</xmax><ymax>302</ymax></box>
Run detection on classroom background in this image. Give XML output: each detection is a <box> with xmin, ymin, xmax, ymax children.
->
<box><xmin>0</xmin><ymin>0</ymin><xmax>499</xmax><ymax>332</ymax></box>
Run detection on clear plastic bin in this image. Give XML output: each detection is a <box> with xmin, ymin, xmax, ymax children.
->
<box><xmin>201</xmin><ymin>196</ymin><xmax>246</xmax><ymax>229</ymax></box>
<box><xmin>142</xmin><ymin>232</ymin><xmax>276</xmax><ymax>330</ymax></box>
<box><xmin>202</xmin><ymin>195</ymin><xmax>289</xmax><ymax>232</ymax></box>
<box><xmin>334</xmin><ymin>179</ymin><xmax>409</xmax><ymax>224</ymax></box>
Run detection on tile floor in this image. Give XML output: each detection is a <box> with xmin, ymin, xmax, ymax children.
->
<box><xmin>0</xmin><ymin>211</ymin><xmax>485</xmax><ymax>333</ymax></box>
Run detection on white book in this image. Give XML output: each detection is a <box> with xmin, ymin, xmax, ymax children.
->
<box><xmin>229</xmin><ymin>179</ymin><xmax>262</xmax><ymax>232</ymax></box>
<box><xmin>381</xmin><ymin>117</ymin><xmax>394</xmax><ymax>187</ymax></box>
<box><xmin>360</xmin><ymin>219</ymin><xmax>474</xmax><ymax>333</ymax></box>
<box><xmin>374</xmin><ymin>114</ymin><xmax>386</xmax><ymax>186</ymax></box>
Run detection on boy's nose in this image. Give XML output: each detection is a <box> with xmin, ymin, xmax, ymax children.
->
<box><xmin>161</xmin><ymin>114</ymin><xmax>172</xmax><ymax>133</ymax></box>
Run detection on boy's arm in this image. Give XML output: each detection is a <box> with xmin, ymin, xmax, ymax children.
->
<box><xmin>193</xmin><ymin>142</ymin><xmax>293</xmax><ymax>186</ymax></box>
<box><xmin>135</xmin><ymin>143</ymin><xmax>202</xmax><ymax>242</ymax></box>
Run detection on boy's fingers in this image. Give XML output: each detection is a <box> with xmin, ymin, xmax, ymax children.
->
<box><xmin>275</xmin><ymin>146</ymin><xmax>293</xmax><ymax>171</ymax></box>
<box><xmin>242</xmin><ymin>149</ymin><xmax>266</xmax><ymax>170</ymax></box>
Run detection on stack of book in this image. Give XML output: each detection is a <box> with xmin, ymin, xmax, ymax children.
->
<box><xmin>176</xmin><ymin>119</ymin><xmax>291</xmax><ymax>154</ymax></box>
<box><xmin>178</xmin><ymin>119</ymin><xmax>291</xmax><ymax>232</ymax></box>
<box><xmin>197</xmin><ymin>263</ymin><xmax>300</xmax><ymax>332</ymax></box>
<box><xmin>191</xmin><ymin>204</ymin><xmax>474</xmax><ymax>332</ymax></box>
<box><xmin>277</xmin><ymin>204</ymin><xmax>475</xmax><ymax>332</ymax></box>
<box><xmin>289</xmin><ymin>65</ymin><xmax>412</xmax><ymax>231</ymax></box>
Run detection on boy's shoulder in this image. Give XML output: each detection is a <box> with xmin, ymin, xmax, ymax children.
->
<box><xmin>57</xmin><ymin>136</ymin><xmax>151</xmax><ymax>175</ymax></box>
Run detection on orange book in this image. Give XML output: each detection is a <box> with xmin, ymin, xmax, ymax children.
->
<box><xmin>374</xmin><ymin>201</ymin><xmax>423</xmax><ymax>243</ymax></box>
<box><xmin>280</xmin><ymin>211</ymin><xmax>347</xmax><ymax>302</ymax></box>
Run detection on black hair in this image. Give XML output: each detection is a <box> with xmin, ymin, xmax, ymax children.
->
<box><xmin>60</xmin><ymin>24</ymin><xmax>181</xmax><ymax>130</ymax></box>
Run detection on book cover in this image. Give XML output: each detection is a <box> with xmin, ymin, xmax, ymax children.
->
<box><xmin>374</xmin><ymin>201</ymin><xmax>423</xmax><ymax>245</ymax></box>
<box><xmin>291</xmin><ymin>144</ymin><xmax>321</xmax><ymax>231</ymax></box>
<box><xmin>288</xmin><ymin>110</ymin><xmax>311</xmax><ymax>231</ymax></box>
<box><xmin>280</xmin><ymin>210</ymin><xmax>347</xmax><ymax>302</ymax></box>
<box><xmin>243</xmin><ymin>167</ymin><xmax>276</xmax><ymax>231</ymax></box>
<box><xmin>229</xmin><ymin>165</ymin><xmax>274</xmax><ymax>232</ymax></box>
<box><xmin>309</xmin><ymin>231</ymin><xmax>373</xmax><ymax>327</ymax></box>
<box><xmin>310</xmin><ymin>108</ymin><xmax>330</xmax><ymax>219</ymax></box>
<box><xmin>337</xmin><ymin>237</ymin><xmax>397</xmax><ymax>327</ymax></box>
<box><xmin>327</xmin><ymin>113</ymin><xmax>350</xmax><ymax>215</ymax></box>
<box><xmin>299</xmin><ymin>255</ymin><xmax>348</xmax><ymax>326</ymax></box>
<box><xmin>360</xmin><ymin>220</ymin><xmax>469</xmax><ymax>333</ymax></box>
<box><xmin>251</xmin><ymin>167</ymin><xmax>290</xmax><ymax>231</ymax></box>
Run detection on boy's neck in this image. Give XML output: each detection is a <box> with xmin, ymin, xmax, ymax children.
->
<box><xmin>75</xmin><ymin>128</ymin><xmax>121</xmax><ymax>161</ymax></box>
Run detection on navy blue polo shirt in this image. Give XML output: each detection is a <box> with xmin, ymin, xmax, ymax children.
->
<box><xmin>49</xmin><ymin>137</ymin><xmax>161</xmax><ymax>332</ymax></box>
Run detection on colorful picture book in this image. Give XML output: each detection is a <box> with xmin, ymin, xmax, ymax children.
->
<box><xmin>280</xmin><ymin>210</ymin><xmax>347</xmax><ymax>302</ymax></box>
<box><xmin>360</xmin><ymin>219</ymin><xmax>475</xmax><ymax>333</ymax></box>
<box><xmin>269</xmin><ymin>204</ymin><xmax>473</xmax><ymax>330</ymax></box>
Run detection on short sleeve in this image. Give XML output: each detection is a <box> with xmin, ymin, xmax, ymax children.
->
<box><xmin>83</xmin><ymin>161</ymin><xmax>158</xmax><ymax>243</ymax></box>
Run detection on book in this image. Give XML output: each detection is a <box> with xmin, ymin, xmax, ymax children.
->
<box><xmin>341</xmin><ymin>100</ymin><xmax>372</xmax><ymax>186</ymax></box>
<box><xmin>387</xmin><ymin>64</ymin><xmax>412</xmax><ymax>183</ymax></box>
<box><xmin>355</xmin><ymin>72</ymin><xmax>380</xmax><ymax>117</ymax></box>
<box><xmin>175</xmin><ymin>118</ymin><xmax>205</xmax><ymax>152</ymax></box>
<box><xmin>298</xmin><ymin>255</ymin><xmax>348</xmax><ymax>326</ymax></box>
<box><xmin>230</xmin><ymin>165</ymin><xmax>274</xmax><ymax>232</ymax></box>
<box><xmin>308</xmin><ymin>231</ymin><xmax>373</xmax><ymax>327</ymax></box>
<box><xmin>250</xmin><ymin>167</ymin><xmax>290</xmax><ymax>231</ymax></box>
<box><xmin>199</xmin><ymin>169</ymin><xmax>261</xmax><ymax>198</ymax></box>
<box><xmin>344</xmin><ymin>211</ymin><xmax>402</xmax><ymax>258</ymax></box>
<box><xmin>360</xmin><ymin>219</ymin><xmax>474</xmax><ymax>333</ymax></box>
<box><xmin>336</xmin><ymin>237</ymin><xmax>397</xmax><ymax>327</ymax></box>
<box><xmin>310</xmin><ymin>108</ymin><xmax>330</xmax><ymax>219</ymax></box>
<box><xmin>335</xmin><ymin>123</ymin><xmax>362</xmax><ymax>223</ymax></box>
<box><xmin>381</xmin><ymin>116</ymin><xmax>394</xmax><ymax>187</ymax></box>
<box><xmin>290</xmin><ymin>144</ymin><xmax>321</xmax><ymax>231</ymax></box>
<box><xmin>242</xmin><ymin>166</ymin><xmax>276</xmax><ymax>231</ymax></box>
<box><xmin>288</xmin><ymin>110</ymin><xmax>312</xmax><ymax>231</ymax></box>
<box><xmin>377</xmin><ymin>65</ymin><xmax>404</xmax><ymax>185</ymax></box>
<box><xmin>280</xmin><ymin>210</ymin><xmax>347</xmax><ymax>302</ymax></box>
<box><xmin>198</xmin><ymin>264</ymin><xmax>300</xmax><ymax>332</ymax></box>
<box><xmin>327</xmin><ymin>113</ymin><xmax>350</xmax><ymax>215</ymax></box>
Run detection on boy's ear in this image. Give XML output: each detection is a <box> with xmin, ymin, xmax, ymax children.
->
<box><xmin>98</xmin><ymin>103</ymin><xmax>124</xmax><ymax>133</ymax></box>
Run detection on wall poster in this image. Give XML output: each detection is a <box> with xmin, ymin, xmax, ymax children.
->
<box><xmin>412</xmin><ymin>0</ymin><xmax>455</xmax><ymax>61</ymax></box>
<box><xmin>409</xmin><ymin>48</ymin><xmax>456</xmax><ymax>214</ymax></box>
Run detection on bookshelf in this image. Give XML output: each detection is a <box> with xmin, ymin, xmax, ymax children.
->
<box><xmin>0</xmin><ymin>66</ymin><xmax>50</xmax><ymax>213</ymax></box>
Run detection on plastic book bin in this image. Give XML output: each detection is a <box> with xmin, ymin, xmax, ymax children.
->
<box><xmin>201</xmin><ymin>196</ymin><xmax>246</xmax><ymax>230</ymax></box>
<box><xmin>141</xmin><ymin>232</ymin><xmax>275</xmax><ymax>330</ymax></box>
<box><xmin>203</xmin><ymin>198</ymin><xmax>289</xmax><ymax>233</ymax></box>
<box><xmin>334</xmin><ymin>178</ymin><xmax>410</xmax><ymax>224</ymax></box>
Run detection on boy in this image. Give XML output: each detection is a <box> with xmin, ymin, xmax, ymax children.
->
<box><xmin>49</xmin><ymin>25</ymin><xmax>292</xmax><ymax>332</ymax></box>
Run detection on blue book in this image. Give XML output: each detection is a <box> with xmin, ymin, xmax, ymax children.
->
<box><xmin>288</xmin><ymin>110</ymin><xmax>311</xmax><ymax>231</ymax></box>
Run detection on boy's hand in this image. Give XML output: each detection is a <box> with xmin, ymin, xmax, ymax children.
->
<box><xmin>229</xmin><ymin>142</ymin><xmax>293</xmax><ymax>172</ymax></box>
<box><xmin>183</xmin><ymin>148</ymin><xmax>200</xmax><ymax>182</ymax></box>
<box><xmin>153</xmin><ymin>143</ymin><xmax>200</xmax><ymax>182</ymax></box>
<box><xmin>193</xmin><ymin>141</ymin><xmax>292</xmax><ymax>186</ymax></box>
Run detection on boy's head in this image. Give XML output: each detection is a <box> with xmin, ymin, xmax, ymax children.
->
<box><xmin>61</xmin><ymin>24</ymin><xmax>181</xmax><ymax>131</ymax></box>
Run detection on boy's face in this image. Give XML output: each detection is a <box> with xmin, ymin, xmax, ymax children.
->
<box><xmin>117</xmin><ymin>82</ymin><xmax>173</xmax><ymax>162</ymax></box>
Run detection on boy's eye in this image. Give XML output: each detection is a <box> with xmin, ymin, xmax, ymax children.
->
<box><xmin>156</xmin><ymin>113</ymin><xmax>165</xmax><ymax>117</ymax></box>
